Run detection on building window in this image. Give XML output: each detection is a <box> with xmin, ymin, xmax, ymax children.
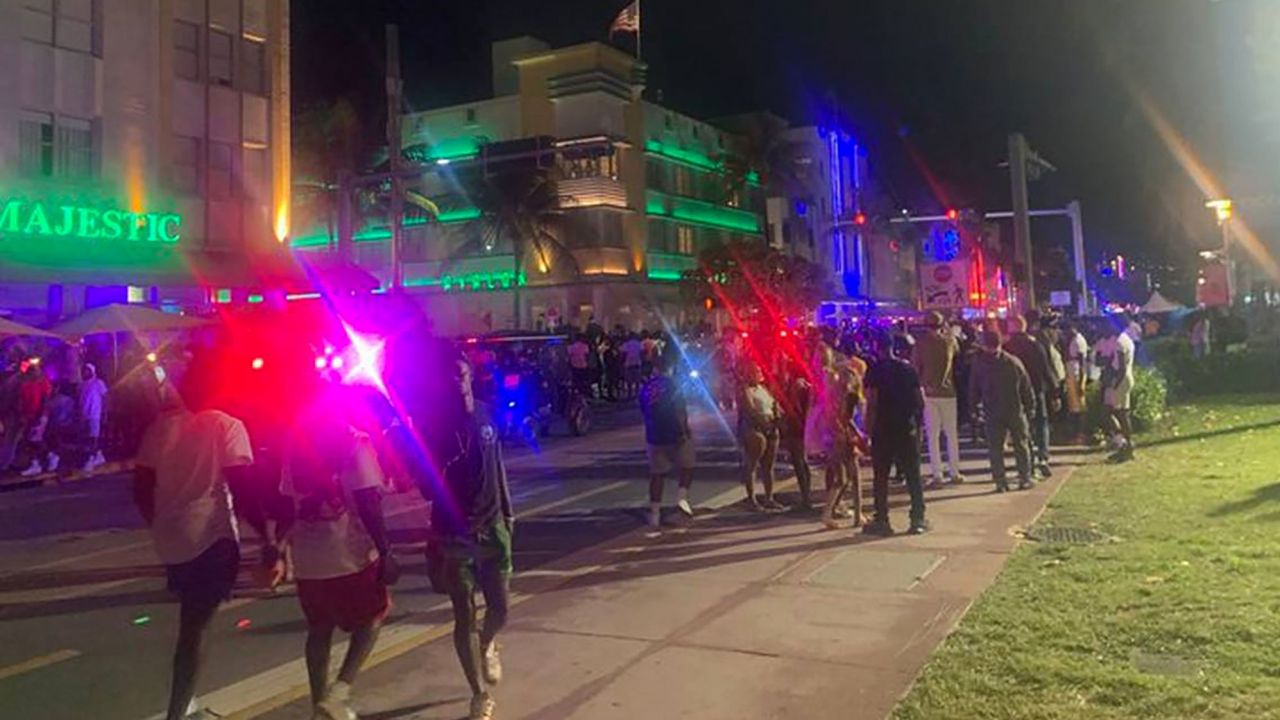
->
<box><xmin>20</xmin><ymin>112</ymin><xmax>95</xmax><ymax>179</ymax></box>
<box><xmin>240</xmin><ymin>38</ymin><xmax>265</xmax><ymax>94</ymax></box>
<box><xmin>56</xmin><ymin>116</ymin><xmax>94</xmax><ymax>178</ymax></box>
<box><xmin>561</xmin><ymin>152</ymin><xmax>618</xmax><ymax>180</ymax></box>
<box><xmin>208</xmin><ymin>141</ymin><xmax>233</xmax><ymax>199</ymax></box>
<box><xmin>675</xmin><ymin>167</ymin><xmax>691</xmax><ymax>196</ymax></box>
<box><xmin>22</xmin><ymin>0</ymin><xmax>97</xmax><ymax>53</ymax></box>
<box><xmin>172</xmin><ymin>135</ymin><xmax>200</xmax><ymax>195</ymax></box>
<box><xmin>241</xmin><ymin>146</ymin><xmax>268</xmax><ymax>203</ymax></box>
<box><xmin>677</xmin><ymin>225</ymin><xmax>694</xmax><ymax>255</ymax></box>
<box><xmin>22</xmin><ymin>1</ymin><xmax>54</xmax><ymax>43</ymax></box>
<box><xmin>209</xmin><ymin>29</ymin><xmax>233</xmax><ymax>86</ymax></box>
<box><xmin>19</xmin><ymin>111</ymin><xmax>54</xmax><ymax>177</ymax></box>
<box><xmin>174</xmin><ymin>21</ymin><xmax>200</xmax><ymax>80</ymax></box>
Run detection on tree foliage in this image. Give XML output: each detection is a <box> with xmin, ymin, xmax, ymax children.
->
<box><xmin>680</xmin><ymin>239</ymin><xmax>833</xmax><ymax>321</ymax></box>
<box><xmin>449</xmin><ymin>166</ymin><xmax>577</xmax><ymax>279</ymax></box>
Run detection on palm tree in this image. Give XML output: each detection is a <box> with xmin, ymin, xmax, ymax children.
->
<box><xmin>719</xmin><ymin>113</ymin><xmax>808</xmax><ymax>205</ymax></box>
<box><xmin>447</xmin><ymin>166</ymin><xmax>577</xmax><ymax>329</ymax></box>
<box><xmin>292</xmin><ymin>98</ymin><xmax>363</xmax><ymax>250</ymax></box>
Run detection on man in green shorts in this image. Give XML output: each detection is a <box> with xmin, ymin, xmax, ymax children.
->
<box><xmin>425</xmin><ymin>353</ymin><xmax>514</xmax><ymax>720</ymax></box>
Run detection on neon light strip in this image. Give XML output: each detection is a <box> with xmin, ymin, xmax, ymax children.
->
<box><xmin>646</xmin><ymin>191</ymin><xmax>761</xmax><ymax>233</ymax></box>
<box><xmin>290</xmin><ymin>208</ymin><xmax>481</xmax><ymax>248</ymax></box>
<box><xmin>286</xmin><ymin>292</ymin><xmax>322</xmax><ymax>301</ymax></box>
<box><xmin>647</xmin><ymin>268</ymin><xmax>684</xmax><ymax>282</ymax></box>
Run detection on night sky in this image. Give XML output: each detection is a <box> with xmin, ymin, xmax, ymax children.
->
<box><xmin>293</xmin><ymin>0</ymin><xmax>1246</xmax><ymax>298</ymax></box>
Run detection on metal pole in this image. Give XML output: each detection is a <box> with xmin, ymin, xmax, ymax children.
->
<box><xmin>1222</xmin><ymin>218</ymin><xmax>1235</xmax><ymax>305</ymax></box>
<box><xmin>385</xmin><ymin>25</ymin><xmax>404</xmax><ymax>293</ymax></box>
<box><xmin>1009</xmin><ymin>133</ymin><xmax>1035</xmax><ymax>312</ymax></box>
<box><xmin>1067</xmin><ymin>200</ymin><xmax>1090</xmax><ymax>316</ymax></box>
<box><xmin>337</xmin><ymin>170</ymin><xmax>353</xmax><ymax>261</ymax></box>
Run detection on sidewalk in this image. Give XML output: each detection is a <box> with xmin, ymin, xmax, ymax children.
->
<box><xmin>0</xmin><ymin>458</ymin><xmax>133</xmax><ymax>492</ymax></box>
<box><xmin>252</xmin><ymin>445</ymin><xmax>1087</xmax><ymax>720</ymax></box>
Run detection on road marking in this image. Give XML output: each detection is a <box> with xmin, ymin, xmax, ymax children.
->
<box><xmin>0</xmin><ymin>538</ymin><xmax>153</xmax><ymax>578</ymax></box>
<box><xmin>0</xmin><ymin>649</ymin><xmax>81</xmax><ymax>681</ymax></box>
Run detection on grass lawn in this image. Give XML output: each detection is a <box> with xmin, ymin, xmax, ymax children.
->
<box><xmin>894</xmin><ymin>395</ymin><xmax>1280</xmax><ymax>720</ymax></box>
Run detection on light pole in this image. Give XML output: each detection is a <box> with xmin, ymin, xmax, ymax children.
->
<box><xmin>1205</xmin><ymin>198</ymin><xmax>1233</xmax><ymax>304</ymax></box>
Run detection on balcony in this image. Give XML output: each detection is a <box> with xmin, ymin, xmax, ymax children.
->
<box><xmin>645</xmin><ymin>190</ymin><xmax>762</xmax><ymax>235</ymax></box>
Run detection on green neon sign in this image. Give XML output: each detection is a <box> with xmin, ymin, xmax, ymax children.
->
<box><xmin>0</xmin><ymin>198</ymin><xmax>182</xmax><ymax>244</ymax></box>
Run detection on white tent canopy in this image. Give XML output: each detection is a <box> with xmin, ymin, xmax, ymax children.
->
<box><xmin>1141</xmin><ymin>291</ymin><xmax>1185</xmax><ymax>314</ymax></box>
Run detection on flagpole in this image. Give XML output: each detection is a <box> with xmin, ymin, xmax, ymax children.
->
<box><xmin>636</xmin><ymin>0</ymin><xmax>642</xmax><ymax>61</ymax></box>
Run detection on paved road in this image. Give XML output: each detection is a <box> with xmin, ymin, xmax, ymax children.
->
<box><xmin>0</xmin><ymin>401</ymin><xmax>747</xmax><ymax>720</ymax></box>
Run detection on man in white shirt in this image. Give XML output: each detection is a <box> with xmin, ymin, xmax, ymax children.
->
<box><xmin>1103</xmin><ymin>324</ymin><xmax>1136</xmax><ymax>462</ymax></box>
<box><xmin>134</xmin><ymin>359</ymin><xmax>278</xmax><ymax>720</ymax></box>
<box><xmin>78</xmin><ymin>363</ymin><xmax>108</xmax><ymax>470</ymax></box>
<box><xmin>284</xmin><ymin>387</ymin><xmax>399</xmax><ymax>720</ymax></box>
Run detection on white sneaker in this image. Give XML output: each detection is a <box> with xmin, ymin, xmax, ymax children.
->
<box><xmin>483</xmin><ymin>642</ymin><xmax>502</xmax><ymax>685</ymax></box>
<box><xmin>676</xmin><ymin>498</ymin><xmax>694</xmax><ymax>517</ymax></box>
<box><xmin>315</xmin><ymin>681</ymin><xmax>356</xmax><ymax>720</ymax></box>
<box><xmin>89</xmin><ymin>451</ymin><xmax>106</xmax><ymax>469</ymax></box>
<box><xmin>647</xmin><ymin>507</ymin><xmax>661</xmax><ymax>529</ymax></box>
<box><xmin>469</xmin><ymin>692</ymin><xmax>496</xmax><ymax>720</ymax></box>
<box><xmin>950</xmin><ymin>473</ymin><xmax>967</xmax><ymax>485</ymax></box>
<box><xmin>46</xmin><ymin>453</ymin><xmax>59</xmax><ymax>472</ymax></box>
<box><xmin>20</xmin><ymin>461</ymin><xmax>43</xmax><ymax>477</ymax></box>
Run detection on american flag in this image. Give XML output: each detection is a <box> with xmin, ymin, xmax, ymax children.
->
<box><xmin>609</xmin><ymin>1</ymin><xmax>640</xmax><ymax>35</ymax></box>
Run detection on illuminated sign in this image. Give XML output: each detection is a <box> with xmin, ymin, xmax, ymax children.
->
<box><xmin>0</xmin><ymin>198</ymin><xmax>182</xmax><ymax>244</ymax></box>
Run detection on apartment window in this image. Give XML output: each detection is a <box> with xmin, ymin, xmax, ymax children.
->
<box><xmin>209</xmin><ymin>30</ymin><xmax>233</xmax><ymax>86</ymax></box>
<box><xmin>172</xmin><ymin>135</ymin><xmax>200</xmax><ymax>194</ymax></box>
<box><xmin>19</xmin><ymin>112</ymin><xmax>54</xmax><ymax>177</ymax></box>
<box><xmin>241</xmin><ymin>146</ymin><xmax>268</xmax><ymax>202</ymax></box>
<box><xmin>174</xmin><ymin>21</ymin><xmax>200</xmax><ymax>80</ymax></box>
<box><xmin>208</xmin><ymin>141</ymin><xmax>233</xmax><ymax>199</ymax></box>
<box><xmin>22</xmin><ymin>0</ymin><xmax>97</xmax><ymax>53</ymax></box>
<box><xmin>677</xmin><ymin>225</ymin><xmax>694</xmax><ymax>255</ymax></box>
<box><xmin>675</xmin><ymin>167</ymin><xmax>691</xmax><ymax>196</ymax></box>
<box><xmin>240</xmin><ymin>38</ymin><xmax>265</xmax><ymax>94</ymax></box>
<box><xmin>22</xmin><ymin>1</ymin><xmax>53</xmax><ymax>43</ymax></box>
<box><xmin>20</xmin><ymin>112</ymin><xmax>95</xmax><ymax>179</ymax></box>
<box><xmin>56</xmin><ymin>116</ymin><xmax>94</xmax><ymax>178</ymax></box>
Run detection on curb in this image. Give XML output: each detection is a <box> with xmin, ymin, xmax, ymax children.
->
<box><xmin>0</xmin><ymin>460</ymin><xmax>134</xmax><ymax>492</ymax></box>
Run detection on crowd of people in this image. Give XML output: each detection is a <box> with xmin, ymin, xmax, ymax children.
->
<box><xmin>125</xmin><ymin>307</ymin><xmax>1150</xmax><ymax>720</ymax></box>
<box><xmin>0</xmin><ymin>348</ymin><xmax>111</xmax><ymax>477</ymax></box>
<box><xmin>635</xmin><ymin>309</ymin><xmax>1143</xmax><ymax>536</ymax></box>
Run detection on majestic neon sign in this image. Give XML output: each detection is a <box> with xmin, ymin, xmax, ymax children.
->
<box><xmin>0</xmin><ymin>198</ymin><xmax>182</xmax><ymax>244</ymax></box>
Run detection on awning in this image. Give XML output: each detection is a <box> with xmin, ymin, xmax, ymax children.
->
<box><xmin>1141</xmin><ymin>291</ymin><xmax>1185</xmax><ymax>314</ymax></box>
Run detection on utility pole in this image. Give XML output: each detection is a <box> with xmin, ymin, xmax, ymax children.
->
<box><xmin>1067</xmin><ymin>200</ymin><xmax>1090</xmax><ymax>316</ymax></box>
<box><xmin>1008</xmin><ymin>133</ymin><xmax>1034</xmax><ymax>312</ymax></box>
<box><xmin>385</xmin><ymin>24</ymin><xmax>405</xmax><ymax>293</ymax></box>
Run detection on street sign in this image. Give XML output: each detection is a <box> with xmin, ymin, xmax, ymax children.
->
<box><xmin>920</xmin><ymin>260</ymin><xmax>968</xmax><ymax>309</ymax></box>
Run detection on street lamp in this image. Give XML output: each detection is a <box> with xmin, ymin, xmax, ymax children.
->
<box><xmin>1205</xmin><ymin>198</ymin><xmax>1234</xmax><ymax>303</ymax></box>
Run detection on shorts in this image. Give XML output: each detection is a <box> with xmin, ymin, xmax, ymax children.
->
<box><xmin>441</xmin><ymin>519</ymin><xmax>513</xmax><ymax>595</ymax></box>
<box><xmin>1104</xmin><ymin>377</ymin><xmax>1133</xmax><ymax>410</ymax></box>
<box><xmin>166</xmin><ymin>538</ymin><xmax>240</xmax><ymax>608</ymax></box>
<box><xmin>296</xmin><ymin>562</ymin><xmax>391</xmax><ymax>632</ymax></box>
<box><xmin>85</xmin><ymin>417</ymin><xmax>102</xmax><ymax>440</ymax></box>
<box><xmin>647</xmin><ymin>439</ymin><xmax>695</xmax><ymax>475</ymax></box>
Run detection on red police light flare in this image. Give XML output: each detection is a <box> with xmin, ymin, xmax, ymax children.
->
<box><xmin>946</xmin><ymin>209</ymin><xmax>959</xmax><ymax>221</ymax></box>
<box><xmin>854</xmin><ymin>213</ymin><xmax>867</xmax><ymax>226</ymax></box>
<box><xmin>251</xmin><ymin>357</ymin><xmax>265</xmax><ymax>371</ymax></box>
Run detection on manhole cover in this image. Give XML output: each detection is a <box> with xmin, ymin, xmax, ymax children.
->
<box><xmin>1026</xmin><ymin>525</ymin><xmax>1109</xmax><ymax>544</ymax></box>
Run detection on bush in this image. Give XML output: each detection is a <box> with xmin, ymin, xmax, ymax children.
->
<box><xmin>1150</xmin><ymin>340</ymin><xmax>1280</xmax><ymax>399</ymax></box>
<box><xmin>1084</xmin><ymin>365</ymin><xmax>1169</xmax><ymax>437</ymax></box>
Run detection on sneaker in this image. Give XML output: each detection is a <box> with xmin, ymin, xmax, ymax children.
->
<box><xmin>907</xmin><ymin>521</ymin><xmax>929</xmax><ymax>535</ymax></box>
<box><xmin>760</xmin><ymin>497</ymin><xmax>788</xmax><ymax>512</ymax></box>
<box><xmin>315</xmin><ymin>681</ymin><xmax>356</xmax><ymax>720</ymax></box>
<box><xmin>831</xmin><ymin>505</ymin><xmax>853</xmax><ymax>519</ymax></box>
<box><xmin>1018</xmin><ymin>478</ymin><xmax>1035</xmax><ymax>491</ymax></box>
<box><xmin>994</xmin><ymin>481</ymin><xmax>1009</xmax><ymax>494</ymax></box>
<box><xmin>469</xmin><ymin>692</ymin><xmax>496</xmax><ymax>720</ymax></box>
<box><xmin>949</xmin><ymin>473</ymin><xmax>967</xmax><ymax>485</ymax></box>
<box><xmin>20</xmin><ymin>461</ymin><xmax>43</xmax><ymax>477</ymax></box>
<box><xmin>183</xmin><ymin>699</ymin><xmax>221</xmax><ymax>719</ymax></box>
<box><xmin>483</xmin><ymin>642</ymin><xmax>502</xmax><ymax>685</ymax></box>
<box><xmin>676</xmin><ymin>498</ymin><xmax>694</xmax><ymax>517</ymax></box>
<box><xmin>861</xmin><ymin>520</ymin><xmax>894</xmax><ymax>537</ymax></box>
<box><xmin>1038</xmin><ymin>464</ymin><xmax>1054</xmax><ymax>478</ymax></box>
<box><xmin>46</xmin><ymin>453</ymin><xmax>59</xmax><ymax>472</ymax></box>
<box><xmin>925</xmin><ymin>476</ymin><xmax>944</xmax><ymax>489</ymax></box>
